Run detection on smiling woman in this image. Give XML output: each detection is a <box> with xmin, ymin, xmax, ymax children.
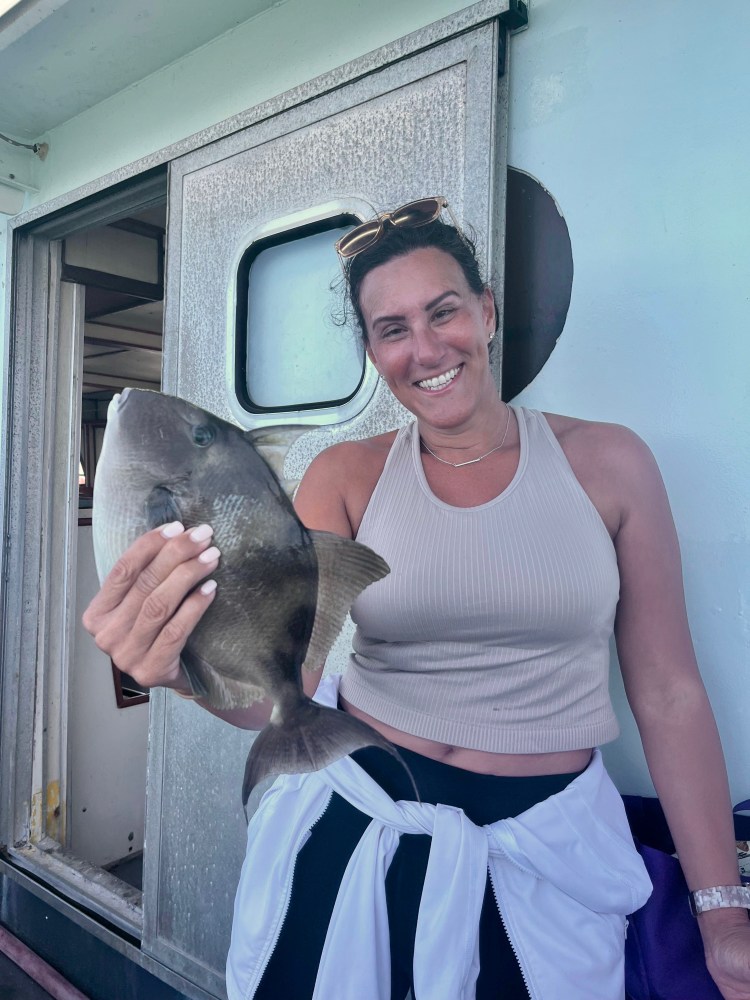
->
<box><xmin>222</xmin><ymin>204</ymin><xmax>750</xmax><ymax>1000</ymax></box>
<box><xmin>359</xmin><ymin>247</ymin><xmax>499</xmax><ymax>446</ymax></box>
<box><xmin>343</xmin><ymin>202</ymin><xmax>505</xmax><ymax>458</ymax></box>
<box><xmin>81</xmin><ymin>198</ymin><xmax>750</xmax><ymax>1000</ymax></box>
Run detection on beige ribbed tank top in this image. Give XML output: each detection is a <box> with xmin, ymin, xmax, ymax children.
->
<box><xmin>339</xmin><ymin>406</ymin><xmax>621</xmax><ymax>753</ymax></box>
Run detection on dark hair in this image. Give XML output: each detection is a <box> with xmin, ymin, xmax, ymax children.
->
<box><xmin>341</xmin><ymin>217</ymin><xmax>494</xmax><ymax>344</ymax></box>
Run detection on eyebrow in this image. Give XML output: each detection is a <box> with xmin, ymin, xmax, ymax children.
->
<box><xmin>371</xmin><ymin>290</ymin><xmax>460</xmax><ymax>330</ymax></box>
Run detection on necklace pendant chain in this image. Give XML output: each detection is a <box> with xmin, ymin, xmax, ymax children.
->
<box><xmin>421</xmin><ymin>406</ymin><xmax>513</xmax><ymax>469</ymax></box>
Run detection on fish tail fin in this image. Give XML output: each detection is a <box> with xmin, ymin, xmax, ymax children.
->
<box><xmin>242</xmin><ymin>699</ymin><xmax>419</xmax><ymax>812</ymax></box>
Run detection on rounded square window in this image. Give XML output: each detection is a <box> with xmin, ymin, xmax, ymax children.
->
<box><xmin>236</xmin><ymin>216</ymin><xmax>364</xmax><ymax>413</ymax></box>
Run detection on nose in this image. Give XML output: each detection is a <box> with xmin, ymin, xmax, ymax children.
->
<box><xmin>412</xmin><ymin>323</ymin><xmax>445</xmax><ymax>368</ymax></box>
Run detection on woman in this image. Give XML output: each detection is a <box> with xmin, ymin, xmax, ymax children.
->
<box><xmin>83</xmin><ymin>201</ymin><xmax>750</xmax><ymax>999</ymax></box>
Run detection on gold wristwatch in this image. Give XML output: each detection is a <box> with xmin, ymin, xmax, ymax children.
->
<box><xmin>689</xmin><ymin>884</ymin><xmax>750</xmax><ymax>916</ymax></box>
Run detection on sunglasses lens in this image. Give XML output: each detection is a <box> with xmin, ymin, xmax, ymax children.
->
<box><xmin>390</xmin><ymin>197</ymin><xmax>443</xmax><ymax>228</ymax></box>
<box><xmin>336</xmin><ymin>220</ymin><xmax>383</xmax><ymax>258</ymax></box>
<box><xmin>335</xmin><ymin>198</ymin><xmax>449</xmax><ymax>261</ymax></box>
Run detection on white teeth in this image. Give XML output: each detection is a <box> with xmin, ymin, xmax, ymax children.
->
<box><xmin>417</xmin><ymin>366</ymin><xmax>460</xmax><ymax>390</ymax></box>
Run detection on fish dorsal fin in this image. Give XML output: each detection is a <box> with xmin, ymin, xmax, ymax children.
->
<box><xmin>245</xmin><ymin>426</ymin><xmax>314</xmax><ymax>501</ymax></box>
<box><xmin>303</xmin><ymin>532</ymin><xmax>389</xmax><ymax>671</ymax></box>
<box><xmin>243</xmin><ymin>425</ymin><xmax>310</xmax><ymax>448</ymax></box>
<box><xmin>145</xmin><ymin>485</ymin><xmax>182</xmax><ymax>529</ymax></box>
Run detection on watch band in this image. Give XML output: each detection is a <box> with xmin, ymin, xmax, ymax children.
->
<box><xmin>689</xmin><ymin>884</ymin><xmax>750</xmax><ymax>916</ymax></box>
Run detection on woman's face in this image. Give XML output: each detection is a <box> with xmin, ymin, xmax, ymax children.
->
<box><xmin>358</xmin><ymin>247</ymin><xmax>496</xmax><ymax>432</ymax></box>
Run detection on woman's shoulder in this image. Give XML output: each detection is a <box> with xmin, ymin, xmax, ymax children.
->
<box><xmin>540</xmin><ymin>410</ymin><xmax>654</xmax><ymax>470</ymax></box>
<box><xmin>293</xmin><ymin>430</ymin><xmax>399</xmax><ymax>536</ymax></box>
<box><xmin>535</xmin><ymin>410</ymin><xmax>662</xmax><ymax>538</ymax></box>
<box><xmin>313</xmin><ymin>430</ymin><xmax>399</xmax><ymax>469</ymax></box>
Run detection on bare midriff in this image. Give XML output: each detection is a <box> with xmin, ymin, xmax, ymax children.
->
<box><xmin>340</xmin><ymin>695</ymin><xmax>593</xmax><ymax>776</ymax></box>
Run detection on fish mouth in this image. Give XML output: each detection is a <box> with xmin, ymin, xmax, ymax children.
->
<box><xmin>117</xmin><ymin>387</ymin><xmax>132</xmax><ymax>411</ymax></box>
<box><xmin>415</xmin><ymin>364</ymin><xmax>462</xmax><ymax>391</ymax></box>
<box><xmin>105</xmin><ymin>390</ymin><xmax>124</xmax><ymax>422</ymax></box>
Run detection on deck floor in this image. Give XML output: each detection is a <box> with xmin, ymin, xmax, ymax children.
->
<box><xmin>0</xmin><ymin>948</ymin><xmax>57</xmax><ymax>999</ymax></box>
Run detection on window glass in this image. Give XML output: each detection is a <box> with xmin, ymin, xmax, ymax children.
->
<box><xmin>239</xmin><ymin>221</ymin><xmax>364</xmax><ymax>411</ymax></box>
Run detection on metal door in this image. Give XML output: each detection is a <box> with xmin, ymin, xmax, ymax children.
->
<box><xmin>145</xmin><ymin>16</ymin><xmax>510</xmax><ymax>996</ymax></box>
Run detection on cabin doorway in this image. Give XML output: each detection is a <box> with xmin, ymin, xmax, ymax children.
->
<box><xmin>69</xmin><ymin>202</ymin><xmax>166</xmax><ymax>889</ymax></box>
<box><xmin>1</xmin><ymin>169</ymin><xmax>168</xmax><ymax>943</ymax></box>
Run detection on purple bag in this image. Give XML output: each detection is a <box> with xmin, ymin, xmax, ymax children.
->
<box><xmin>735</xmin><ymin>799</ymin><xmax>750</xmax><ymax>846</ymax></box>
<box><xmin>623</xmin><ymin>795</ymin><xmax>723</xmax><ymax>1000</ymax></box>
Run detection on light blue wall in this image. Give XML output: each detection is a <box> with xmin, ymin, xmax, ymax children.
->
<box><xmin>2</xmin><ymin>0</ymin><xmax>748</xmax><ymax>798</ymax></box>
<box><xmin>509</xmin><ymin>0</ymin><xmax>750</xmax><ymax>797</ymax></box>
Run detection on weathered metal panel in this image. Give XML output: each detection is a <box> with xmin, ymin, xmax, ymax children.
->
<box><xmin>152</xmin><ymin>20</ymin><xmax>507</xmax><ymax>996</ymax></box>
<box><xmin>165</xmin><ymin>32</ymin><xmax>501</xmax><ymax>421</ymax></box>
<box><xmin>0</xmin><ymin>232</ymin><xmax>51</xmax><ymax>850</ymax></box>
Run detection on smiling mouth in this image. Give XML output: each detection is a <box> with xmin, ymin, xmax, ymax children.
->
<box><xmin>416</xmin><ymin>365</ymin><xmax>462</xmax><ymax>391</ymax></box>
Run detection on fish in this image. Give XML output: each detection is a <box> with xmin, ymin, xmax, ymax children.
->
<box><xmin>92</xmin><ymin>387</ymin><xmax>409</xmax><ymax>807</ymax></box>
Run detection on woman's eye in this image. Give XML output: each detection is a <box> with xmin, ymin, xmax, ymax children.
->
<box><xmin>192</xmin><ymin>424</ymin><xmax>215</xmax><ymax>447</ymax></box>
<box><xmin>381</xmin><ymin>326</ymin><xmax>404</xmax><ymax>340</ymax></box>
<box><xmin>434</xmin><ymin>307</ymin><xmax>455</xmax><ymax>321</ymax></box>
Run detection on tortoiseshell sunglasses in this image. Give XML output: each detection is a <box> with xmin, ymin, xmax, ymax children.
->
<box><xmin>334</xmin><ymin>196</ymin><xmax>466</xmax><ymax>264</ymax></box>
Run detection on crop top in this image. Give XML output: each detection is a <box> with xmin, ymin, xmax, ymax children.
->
<box><xmin>338</xmin><ymin>406</ymin><xmax>621</xmax><ymax>754</ymax></box>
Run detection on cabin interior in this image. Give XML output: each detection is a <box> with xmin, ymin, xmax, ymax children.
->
<box><xmin>72</xmin><ymin>207</ymin><xmax>166</xmax><ymax>888</ymax></box>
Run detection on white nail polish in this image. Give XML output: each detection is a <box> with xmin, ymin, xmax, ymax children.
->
<box><xmin>190</xmin><ymin>524</ymin><xmax>214</xmax><ymax>543</ymax></box>
<box><xmin>161</xmin><ymin>521</ymin><xmax>185</xmax><ymax>538</ymax></box>
<box><xmin>198</xmin><ymin>546</ymin><xmax>220</xmax><ymax>564</ymax></box>
<box><xmin>200</xmin><ymin>579</ymin><xmax>217</xmax><ymax>596</ymax></box>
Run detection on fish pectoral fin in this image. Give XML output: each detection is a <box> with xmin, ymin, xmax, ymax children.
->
<box><xmin>180</xmin><ymin>647</ymin><xmax>267</xmax><ymax>709</ymax></box>
<box><xmin>303</xmin><ymin>532</ymin><xmax>390</xmax><ymax>671</ymax></box>
<box><xmin>242</xmin><ymin>700</ymin><xmax>418</xmax><ymax>809</ymax></box>
<box><xmin>144</xmin><ymin>485</ymin><xmax>182</xmax><ymax>530</ymax></box>
<box><xmin>179</xmin><ymin>649</ymin><xmax>211</xmax><ymax>699</ymax></box>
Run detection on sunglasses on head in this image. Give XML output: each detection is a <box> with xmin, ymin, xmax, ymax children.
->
<box><xmin>334</xmin><ymin>196</ymin><xmax>466</xmax><ymax>262</ymax></box>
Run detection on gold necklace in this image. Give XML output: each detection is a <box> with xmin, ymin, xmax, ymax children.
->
<box><xmin>421</xmin><ymin>406</ymin><xmax>513</xmax><ymax>468</ymax></box>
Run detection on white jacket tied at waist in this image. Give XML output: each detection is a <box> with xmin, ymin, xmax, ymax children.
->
<box><xmin>227</xmin><ymin>676</ymin><xmax>652</xmax><ymax>1000</ymax></box>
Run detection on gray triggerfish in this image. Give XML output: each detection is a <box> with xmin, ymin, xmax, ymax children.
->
<box><xmin>92</xmin><ymin>388</ymin><xmax>408</xmax><ymax>807</ymax></box>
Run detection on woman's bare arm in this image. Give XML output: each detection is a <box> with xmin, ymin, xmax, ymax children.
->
<box><xmin>610</xmin><ymin>428</ymin><xmax>750</xmax><ymax>994</ymax></box>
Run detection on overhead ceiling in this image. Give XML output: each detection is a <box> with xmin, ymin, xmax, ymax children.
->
<box><xmin>81</xmin><ymin>205</ymin><xmax>166</xmax><ymax>397</ymax></box>
<box><xmin>0</xmin><ymin>0</ymin><xmax>284</xmax><ymax>139</ymax></box>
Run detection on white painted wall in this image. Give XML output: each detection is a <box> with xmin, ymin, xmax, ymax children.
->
<box><xmin>69</xmin><ymin>526</ymin><xmax>148</xmax><ymax>867</ymax></box>
<box><xmin>2</xmin><ymin>0</ymin><xmax>748</xmax><ymax>802</ymax></box>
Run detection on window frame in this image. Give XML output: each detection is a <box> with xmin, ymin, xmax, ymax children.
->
<box><xmin>234</xmin><ymin>211</ymin><xmax>366</xmax><ymax>415</ymax></box>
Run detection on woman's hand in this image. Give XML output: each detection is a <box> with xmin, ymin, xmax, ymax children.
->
<box><xmin>81</xmin><ymin>521</ymin><xmax>219</xmax><ymax>693</ymax></box>
<box><xmin>703</xmin><ymin>912</ymin><xmax>750</xmax><ymax>999</ymax></box>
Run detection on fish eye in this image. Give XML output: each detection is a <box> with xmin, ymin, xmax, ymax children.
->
<box><xmin>191</xmin><ymin>424</ymin><xmax>215</xmax><ymax>447</ymax></box>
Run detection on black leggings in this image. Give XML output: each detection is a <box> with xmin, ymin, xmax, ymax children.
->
<box><xmin>255</xmin><ymin>746</ymin><xmax>582</xmax><ymax>1000</ymax></box>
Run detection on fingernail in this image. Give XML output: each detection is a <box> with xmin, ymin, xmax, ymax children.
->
<box><xmin>190</xmin><ymin>524</ymin><xmax>213</xmax><ymax>543</ymax></box>
<box><xmin>198</xmin><ymin>546</ymin><xmax>220</xmax><ymax>564</ymax></box>
<box><xmin>161</xmin><ymin>521</ymin><xmax>185</xmax><ymax>538</ymax></box>
<box><xmin>200</xmin><ymin>579</ymin><xmax>217</xmax><ymax>596</ymax></box>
